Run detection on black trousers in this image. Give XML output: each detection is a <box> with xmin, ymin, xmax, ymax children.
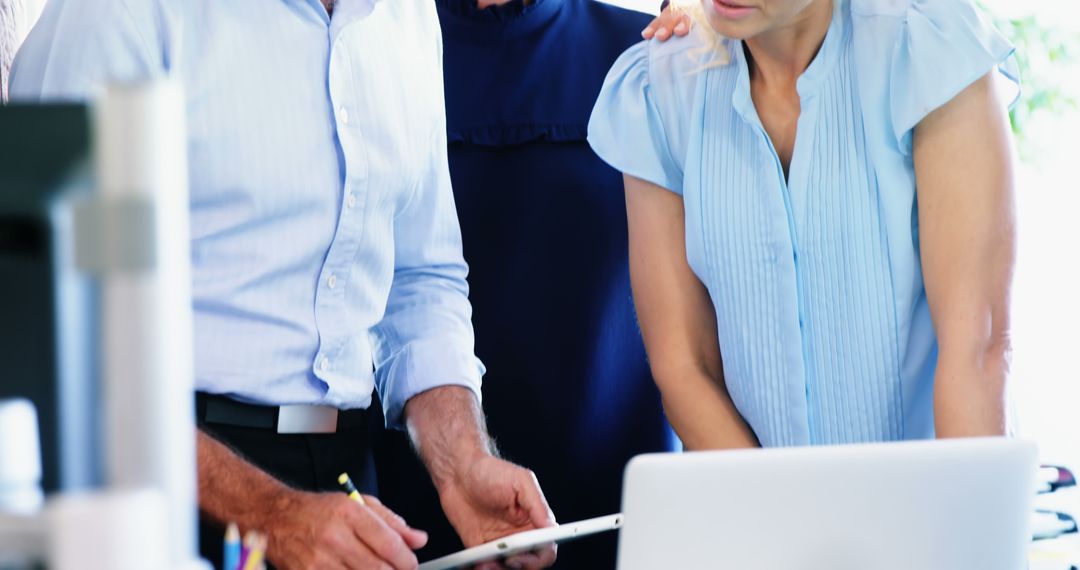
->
<box><xmin>197</xmin><ymin>406</ymin><xmax>379</xmax><ymax>569</ymax></box>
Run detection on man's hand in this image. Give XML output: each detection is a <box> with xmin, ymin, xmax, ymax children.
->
<box><xmin>438</xmin><ymin>455</ymin><xmax>557</xmax><ymax>570</ymax></box>
<box><xmin>261</xmin><ymin>490</ymin><xmax>429</xmax><ymax>570</ymax></box>
<box><xmin>642</xmin><ymin>3</ymin><xmax>693</xmax><ymax>41</ymax></box>
<box><xmin>197</xmin><ymin>431</ymin><xmax>428</xmax><ymax>570</ymax></box>
<box><xmin>404</xmin><ymin>387</ymin><xmax>558</xmax><ymax>570</ymax></box>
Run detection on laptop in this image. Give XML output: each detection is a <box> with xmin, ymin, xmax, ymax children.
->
<box><xmin>618</xmin><ymin>438</ymin><xmax>1037</xmax><ymax>570</ymax></box>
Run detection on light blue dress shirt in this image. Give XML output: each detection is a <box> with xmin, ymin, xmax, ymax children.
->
<box><xmin>588</xmin><ymin>0</ymin><xmax>1018</xmax><ymax>446</ymax></box>
<box><xmin>11</xmin><ymin>0</ymin><xmax>484</xmax><ymax>427</ymax></box>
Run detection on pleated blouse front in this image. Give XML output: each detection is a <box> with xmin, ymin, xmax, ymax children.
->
<box><xmin>588</xmin><ymin>0</ymin><xmax>1019</xmax><ymax>447</ymax></box>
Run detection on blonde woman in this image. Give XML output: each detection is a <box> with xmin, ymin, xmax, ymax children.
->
<box><xmin>588</xmin><ymin>0</ymin><xmax>1019</xmax><ymax>449</ymax></box>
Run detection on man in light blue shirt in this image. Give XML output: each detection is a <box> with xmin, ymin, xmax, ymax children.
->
<box><xmin>10</xmin><ymin>0</ymin><xmax>557</xmax><ymax>568</ymax></box>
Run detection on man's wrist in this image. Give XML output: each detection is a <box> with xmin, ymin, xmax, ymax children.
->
<box><xmin>404</xmin><ymin>386</ymin><xmax>495</xmax><ymax>493</ymax></box>
<box><xmin>433</xmin><ymin>444</ymin><xmax>492</xmax><ymax>496</ymax></box>
<box><xmin>239</xmin><ymin>484</ymin><xmax>299</xmax><ymax>530</ymax></box>
<box><xmin>197</xmin><ymin>430</ymin><xmax>299</xmax><ymax>530</ymax></box>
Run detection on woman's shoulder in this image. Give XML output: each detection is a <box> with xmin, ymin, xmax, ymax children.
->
<box><xmin>848</xmin><ymin>0</ymin><xmax>1018</xmax><ymax>155</ymax></box>
<box><xmin>850</xmin><ymin>0</ymin><xmax>997</xmax><ymax>20</ymax></box>
<box><xmin>848</xmin><ymin>0</ymin><xmax>1007</xmax><ymax>55</ymax></box>
<box><xmin>599</xmin><ymin>25</ymin><xmax>732</xmax><ymax>130</ymax></box>
<box><xmin>644</xmin><ymin>25</ymin><xmax>733</xmax><ymax>93</ymax></box>
<box><xmin>849</xmin><ymin>0</ymin><xmax>911</xmax><ymax>20</ymax></box>
<box><xmin>588</xmin><ymin>26</ymin><xmax>727</xmax><ymax>194</ymax></box>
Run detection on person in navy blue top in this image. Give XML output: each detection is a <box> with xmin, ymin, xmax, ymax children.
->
<box><xmin>373</xmin><ymin>0</ymin><xmax>676</xmax><ymax>567</ymax></box>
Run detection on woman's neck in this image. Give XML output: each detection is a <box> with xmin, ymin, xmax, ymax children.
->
<box><xmin>744</xmin><ymin>0</ymin><xmax>833</xmax><ymax>91</ymax></box>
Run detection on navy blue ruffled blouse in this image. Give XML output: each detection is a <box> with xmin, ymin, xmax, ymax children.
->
<box><xmin>438</xmin><ymin>0</ymin><xmax>639</xmax><ymax>145</ymax></box>
<box><xmin>375</xmin><ymin>0</ymin><xmax>676</xmax><ymax>567</ymax></box>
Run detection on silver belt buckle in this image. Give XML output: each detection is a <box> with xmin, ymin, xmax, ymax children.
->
<box><xmin>277</xmin><ymin>404</ymin><xmax>339</xmax><ymax>434</ymax></box>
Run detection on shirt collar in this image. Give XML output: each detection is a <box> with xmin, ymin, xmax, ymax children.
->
<box><xmin>732</xmin><ymin>0</ymin><xmax>849</xmax><ymax>124</ymax></box>
<box><xmin>330</xmin><ymin>0</ymin><xmax>381</xmax><ymax>34</ymax></box>
<box><xmin>794</xmin><ymin>0</ymin><xmax>847</xmax><ymax>97</ymax></box>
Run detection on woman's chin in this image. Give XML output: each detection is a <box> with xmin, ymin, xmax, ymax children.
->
<box><xmin>705</xmin><ymin>0</ymin><xmax>773</xmax><ymax>35</ymax></box>
<box><xmin>704</xmin><ymin>17</ymin><xmax>757</xmax><ymax>40</ymax></box>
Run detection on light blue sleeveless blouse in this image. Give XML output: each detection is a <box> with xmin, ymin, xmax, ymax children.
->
<box><xmin>588</xmin><ymin>0</ymin><xmax>1018</xmax><ymax>446</ymax></box>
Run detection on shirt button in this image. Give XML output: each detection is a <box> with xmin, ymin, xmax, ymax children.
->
<box><xmin>318</xmin><ymin>356</ymin><xmax>330</xmax><ymax>372</ymax></box>
<box><xmin>327</xmin><ymin>274</ymin><xmax>338</xmax><ymax>289</ymax></box>
<box><xmin>339</xmin><ymin>106</ymin><xmax>349</xmax><ymax>125</ymax></box>
<box><xmin>346</xmin><ymin>193</ymin><xmax>356</xmax><ymax>209</ymax></box>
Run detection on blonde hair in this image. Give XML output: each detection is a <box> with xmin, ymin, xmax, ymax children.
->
<box><xmin>669</xmin><ymin>0</ymin><xmax>732</xmax><ymax>71</ymax></box>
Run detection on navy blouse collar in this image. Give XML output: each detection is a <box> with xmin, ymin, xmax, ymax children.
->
<box><xmin>439</xmin><ymin>0</ymin><xmax>555</xmax><ymax>22</ymax></box>
<box><xmin>437</xmin><ymin>0</ymin><xmax>651</xmax><ymax>146</ymax></box>
<box><xmin>435</xmin><ymin>0</ymin><xmax>564</xmax><ymax>38</ymax></box>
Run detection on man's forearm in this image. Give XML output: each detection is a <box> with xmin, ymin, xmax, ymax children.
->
<box><xmin>196</xmin><ymin>429</ymin><xmax>293</xmax><ymax>529</ymax></box>
<box><xmin>403</xmin><ymin>386</ymin><xmax>493</xmax><ymax>493</ymax></box>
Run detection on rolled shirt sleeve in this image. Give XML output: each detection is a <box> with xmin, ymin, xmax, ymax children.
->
<box><xmin>369</xmin><ymin>81</ymin><xmax>485</xmax><ymax>429</ymax></box>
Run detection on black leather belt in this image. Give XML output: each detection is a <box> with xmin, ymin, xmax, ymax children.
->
<box><xmin>195</xmin><ymin>392</ymin><xmax>370</xmax><ymax>434</ymax></box>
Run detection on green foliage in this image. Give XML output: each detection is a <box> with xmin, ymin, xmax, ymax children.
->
<box><xmin>977</xmin><ymin>2</ymin><xmax>1080</xmax><ymax>140</ymax></box>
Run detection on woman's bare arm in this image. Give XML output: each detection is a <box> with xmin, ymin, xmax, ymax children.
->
<box><xmin>913</xmin><ymin>72</ymin><xmax>1017</xmax><ymax>438</ymax></box>
<box><xmin>625</xmin><ymin>174</ymin><xmax>758</xmax><ymax>450</ymax></box>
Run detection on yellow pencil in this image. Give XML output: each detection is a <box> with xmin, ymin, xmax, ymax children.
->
<box><xmin>338</xmin><ymin>472</ymin><xmax>366</xmax><ymax>506</ymax></box>
<box><xmin>242</xmin><ymin>532</ymin><xmax>266</xmax><ymax>570</ymax></box>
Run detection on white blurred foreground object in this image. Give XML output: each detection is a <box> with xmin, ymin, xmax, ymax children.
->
<box><xmin>0</xmin><ymin>399</ymin><xmax>44</xmax><ymax>515</ymax></box>
<box><xmin>47</xmin><ymin>489</ymin><xmax>169</xmax><ymax>570</ymax></box>
<box><xmin>85</xmin><ymin>80</ymin><xmax>200</xmax><ymax>567</ymax></box>
<box><xmin>618</xmin><ymin>438</ymin><xmax>1038</xmax><ymax>570</ymax></box>
<box><xmin>0</xmin><ymin>399</ymin><xmax>45</xmax><ymax>569</ymax></box>
<box><xmin>0</xmin><ymin>80</ymin><xmax>204</xmax><ymax>569</ymax></box>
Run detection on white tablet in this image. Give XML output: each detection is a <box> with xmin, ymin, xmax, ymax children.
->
<box><xmin>418</xmin><ymin>514</ymin><xmax>623</xmax><ymax>570</ymax></box>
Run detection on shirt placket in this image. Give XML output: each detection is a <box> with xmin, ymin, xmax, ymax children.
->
<box><xmin>312</xmin><ymin>33</ymin><xmax>370</xmax><ymax>394</ymax></box>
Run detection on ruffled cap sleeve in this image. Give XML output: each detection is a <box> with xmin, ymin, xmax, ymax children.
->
<box><xmin>889</xmin><ymin>0</ymin><xmax>1020</xmax><ymax>155</ymax></box>
<box><xmin>588</xmin><ymin>41</ymin><xmax>684</xmax><ymax>195</ymax></box>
